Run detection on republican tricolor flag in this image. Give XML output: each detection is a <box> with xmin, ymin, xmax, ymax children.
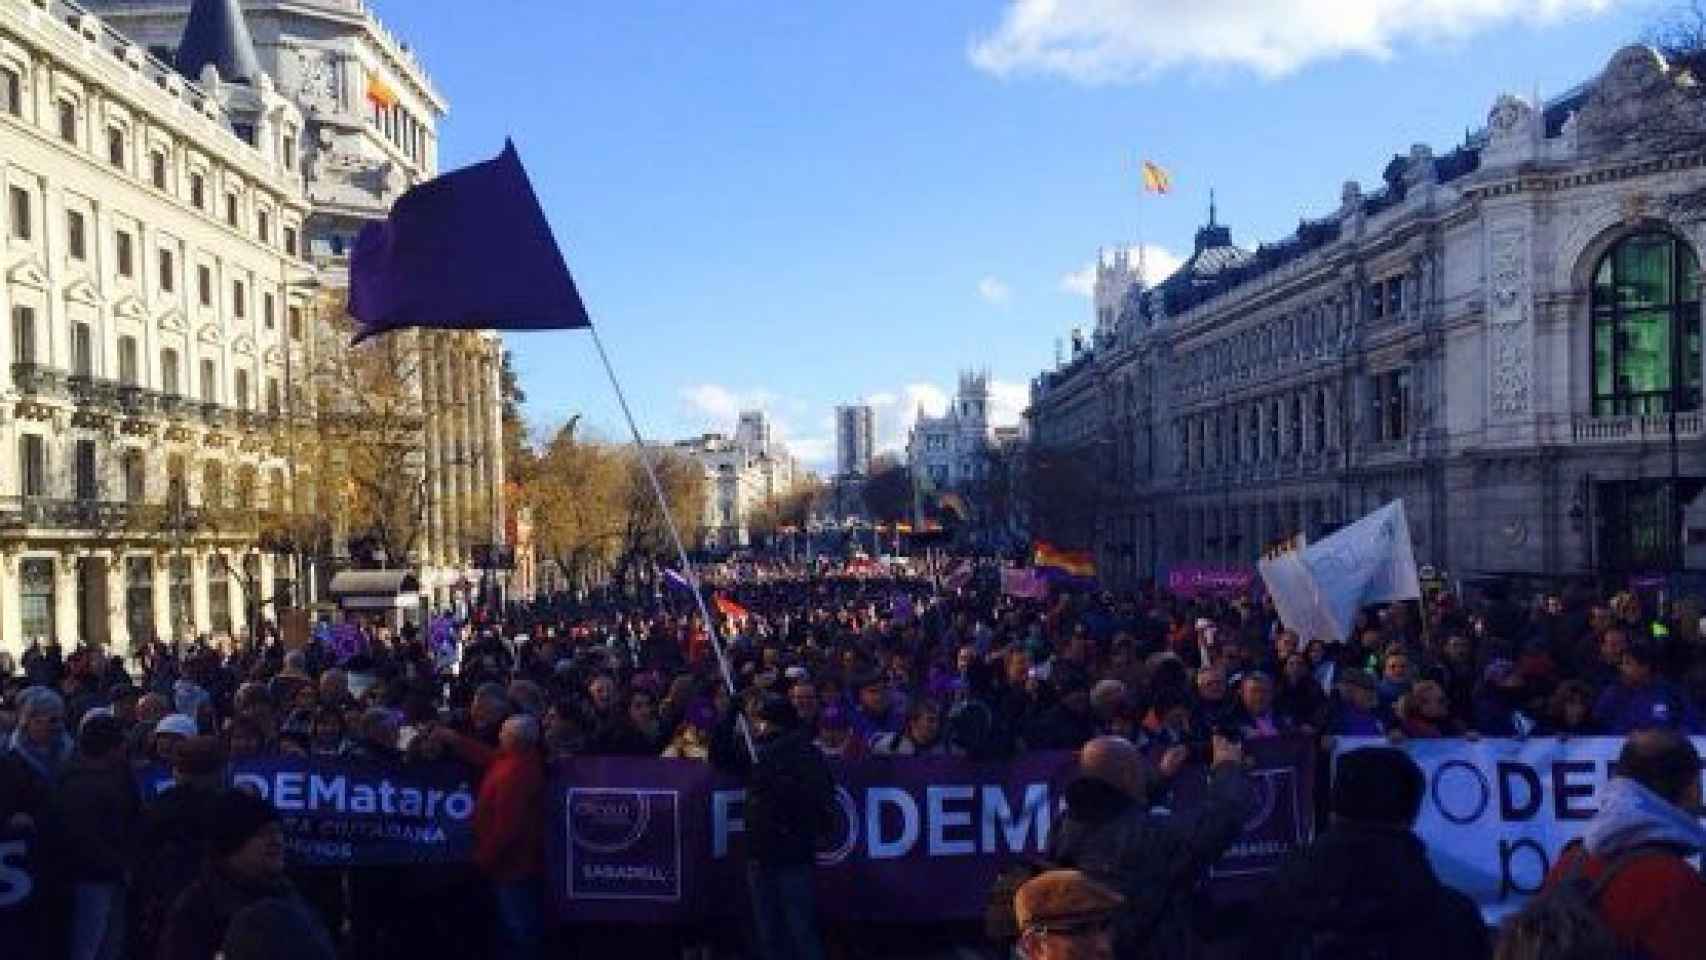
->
<box><xmin>1141</xmin><ymin>160</ymin><xmax>1171</xmax><ymax>194</ymax></box>
<box><xmin>1034</xmin><ymin>541</ymin><xmax>1096</xmax><ymax>579</ymax></box>
<box><xmin>713</xmin><ymin>594</ymin><xmax>750</xmax><ymax>622</ymax></box>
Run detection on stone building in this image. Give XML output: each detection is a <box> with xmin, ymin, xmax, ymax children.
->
<box><xmin>88</xmin><ymin>0</ymin><xmax>508</xmax><ymax>614</ymax></box>
<box><xmin>1026</xmin><ymin>45</ymin><xmax>1706</xmax><ymax>590</ymax></box>
<box><xmin>908</xmin><ymin>370</ymin><xmax>997</xmax><ymax>492</ymax></box>
<box><xmin>675</xmin><ymin>409</ymin><xmax>804</xmax><ymax>549</ymax></box>
<box><xmin>0</xmin><ymin>0</ymin><xmax>505</xmax><ymax>655</ymax></box>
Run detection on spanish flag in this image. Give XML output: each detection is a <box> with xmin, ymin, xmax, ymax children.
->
<box><xmin>713</xmin><ymin>594</ymin><xmax>750</xmax><ymax>621</ymax></box>
<box><xmin>367</xmin><ymin>72</ymin><xmax>399</xmax><ymax>109</ymax></box>
<box><xmin>1035</xmin><ymin>541</ymin><xmax>1097</xmax><ymax>579</ymax></box>
<box><xmin>1141</xmin><ymin>160</ymin><xmax>1171</xmax><ymax>195</ymax></box>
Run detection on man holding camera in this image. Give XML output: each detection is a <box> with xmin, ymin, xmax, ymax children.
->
<box><xmin>1046</xmin><ymin>733</ymin><xmax>1253</xmax><ymax>959</ymax></box>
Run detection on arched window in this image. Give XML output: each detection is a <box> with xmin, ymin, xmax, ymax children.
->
<box><xmin>1592</xmin><ymin>232</ymin><xmax>1701</xmax><ymax>416</ymax></box>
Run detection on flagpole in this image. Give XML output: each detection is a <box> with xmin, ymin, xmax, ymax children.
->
<box><xmin>588</xmin><ymin>322</ymin><xmax>755</xmax><ymax>758</ymax></box>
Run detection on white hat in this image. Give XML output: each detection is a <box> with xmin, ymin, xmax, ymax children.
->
<box><xmin>155</xmin><ymin>713</ymin><xmax>198</xmax><ymax>738</ymax></box>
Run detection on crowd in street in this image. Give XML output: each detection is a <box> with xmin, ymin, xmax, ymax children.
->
<box><xmin>2</xmin><ymin>561</ymin><xmax>1706</xmax><ymax>959</ymax></box>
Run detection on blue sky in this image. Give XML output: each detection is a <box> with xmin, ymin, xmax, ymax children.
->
<box><xmin>375</xmin><ymin>0</ymin><xmax>1663</xmax><ymax>471</ymax></box>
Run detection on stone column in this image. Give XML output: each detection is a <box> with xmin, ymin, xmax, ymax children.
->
<box><xmin>105</xmin><ymin>551</ymin><xmax>127</xmax><ymax>654</ymax></box>
<box><xmin>190</xmin><ymin>548</ymin><xmax>210</xmax><ymax>639</ymax></box>
<box><xmin>0</xmin><ymin>553</ymin><xmax>20</xmax><ymax>661</ymax></box>
<box><xmin>152</xmin><ymin>551</ymin><xmax>172</xmax><ymax>646</ymax></box>
<box><xmin>53</xmin><ymin>551</ymin><xmax>78</xmax><ymax>646</ymax></box>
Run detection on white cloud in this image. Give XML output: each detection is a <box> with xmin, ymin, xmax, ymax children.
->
<box><xmin>969</xmin><ymin>0</ymin><xmax>1620</xmax><ymax>83</ymax></box>
<box><xmin>680</xmin><ymin>383</ymin><xmax>776</xmax><ymax>424</ymax></box>
<box><xmin>988</xmin><ymin>379</ymin><xmax>1030</xmax><ymax>427</ymax></box>
<box><xmin>978</xmin><ymin>275</ymin><xmax>1013</xmax><ymax>306</ymax></box>
<box><xmin>1060</xmin><ymin>244</ymin><xmax>1185</xmax><ymax>297</ymax></box>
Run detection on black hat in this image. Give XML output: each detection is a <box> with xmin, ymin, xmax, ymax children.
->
<box><xmin>756</xmin><ymin>694</ymin><xmax>800</xmax><ymax>730</ymax></box>
<box><xmin>208</xmin><ymin>788</ymin><xmax>281</xmax><ymax>860</ymax></box>
<box><xmin>1333</xmin><ymin>746</ymin><xmax>1424</xmax><ymax>827</ymax></box>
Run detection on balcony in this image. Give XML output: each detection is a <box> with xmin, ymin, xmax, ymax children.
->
<box><xmin>1570</xmin><ymin>412</ymin><xmax>1705</xmax><ymax>444</ymax></box>
<box><xmin>200</xmin><ymin>402</ymin><xmax>228</xmax><ymax>428</ymax></box>
<box><xmin>67</xmin><ymin>375</ymin><xmax>120</xmax><ymax>409</ymax></box>
<box><xmin>12</xmin><ymin>363</ymin><xmax>65</xmax><ymax>398</ymax></box>
<box><xmin>117</xmin><ymin>384</ymin><xmax>159</xmax><ymax>417</ymax></box>
<box><xmin>0</xmin><ymin>497</ymin><xmax>136</xmax><ymax>531</ymax></box>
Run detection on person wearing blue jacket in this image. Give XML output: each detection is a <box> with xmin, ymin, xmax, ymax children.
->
<box><xmin>1593</xmin><ymin>643</ymin><xmax>1704</xmax><ymax>734</ymax></box>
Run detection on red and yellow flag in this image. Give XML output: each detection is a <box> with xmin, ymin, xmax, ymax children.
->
<box><xmin>713</xmin><ymin>594</ymin><xmax>750</xmax><ymax>621</ymax></box>
<box><xmin>1035</xmin><ymin>541</ymin><xmax>1097</xmax><ymax>578</ymax></box>
<box><xmin>1141</xmin><ymin>160</ymin><xmax>1171</xmax><ymax>194</ymax></box>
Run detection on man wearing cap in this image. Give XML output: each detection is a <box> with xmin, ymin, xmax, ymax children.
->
<box><xmin>1014</xmin><ymin>869</ymin><xmax>1123</xmax><ymax>960</ymax></box>
<box><xmin>1255</xmin><ymin>746</ymin><xmax>1487</xmax><ymax>959</ymax></box>
<box><xmin>1048</xmin><ymin>734</ymin><xmax>1250</xmax><ymax>959</ymax></box>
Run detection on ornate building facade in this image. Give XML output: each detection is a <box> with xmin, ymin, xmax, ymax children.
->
<box><xmin>0</xmin><ymin>0</ymin><xmax>505</xmax><ymax>656</ymax></box>
<box><xmin>675</xmin><ymin>409</ymin><xmax>805</xmax><ymax>549</ymax></box>
<box><xmin>908</xmin><ymin>370</ymin><xmax>998</xmax><ymax>492</ymax></box>
<box><xmin>88</xmin><ymin>0</ymin><xmax>507</xmax><ymax>614</ymax></box>
<box><xmin>1027</xmin><ymin>45</ymin><xmax>1706</xmax><ymax>590</ymax></box>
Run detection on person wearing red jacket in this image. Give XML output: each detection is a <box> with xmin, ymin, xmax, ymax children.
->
<box><xmin>1542</xmin><ymin>728</ymin><xmax>1706</xmax><ymax>960</ymax></box>
<box><xmin>474</xmin><ymin>714</ymin><xmax>545</xmax><ymax>960</ymax></box>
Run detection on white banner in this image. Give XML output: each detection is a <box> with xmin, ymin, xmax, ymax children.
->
<box><xmin>1259</xmin><ymin>500</ymin><xmax>1420</xmax><ymax>643</ymax></box>
<box><xmin>1334</xmin><ymin>736</ymin><xmax>1706</xmax><ymax>922</ymax></box>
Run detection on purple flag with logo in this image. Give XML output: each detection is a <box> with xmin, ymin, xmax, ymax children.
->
<box><xmin>347</xmin><ymin>140</ymin><xmax>589</xmax><ymax>344</ymax></box>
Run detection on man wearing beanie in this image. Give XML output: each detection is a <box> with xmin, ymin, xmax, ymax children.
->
<box><xmin>711</xmin><ymin>692</ymin><xmax>836</xmax><ymax>960</ymax></box>
<box><xmin>156</xmin><ymin>788</ymin><xmax>330</xmax><ymax>960</ymax></box>
<box><xmin>1251</xmin><ymin>746</ymin><xmax>1486</xmax><ymax>959</ymax></box>
<box><xmin>56</xmin><ymin>712</ymin><xmax>139</xmax><ymax>960</ymax></box>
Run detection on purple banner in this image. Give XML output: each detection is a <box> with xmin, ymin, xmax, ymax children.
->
<box><xmin>1166</xmin><ymin>566</ymin><xmax>1256</xmax><ymax>598</ymax></box>
<box><xmin>549</xmin><ymin>738</ymin><xmax>1315</xmax><ymax>924</ymax></box>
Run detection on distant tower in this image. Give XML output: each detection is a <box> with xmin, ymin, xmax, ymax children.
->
<box><xmin>1094</xmin><ymin>246</ymin><xmax>1140</xmax><ymax>338</ymax></box>
<box><xmin>958</xmin><ymin>370</ymin><xmax>990</xmax><ymax>426</ymax></box>
<box><xmin>836</xmin><ymin>405</ymin><xmax>875</xmax><ymax>478</ymax></box>
<box><xmin>735</xmin><ymin>410</ymin><xmax>770</xmax><ymax>458</ymax></box>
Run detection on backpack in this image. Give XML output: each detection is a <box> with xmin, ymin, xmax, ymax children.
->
<box><xmin>1495</xmin><ymin>840</ymin><xmax>1666</xmax><ymax>960</ymax></box>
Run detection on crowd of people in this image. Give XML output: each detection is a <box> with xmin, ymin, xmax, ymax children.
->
<box><xmin>2</xmin><ymin>560</ymin><xmax>1705</xmax><ymax>958</ymax></box>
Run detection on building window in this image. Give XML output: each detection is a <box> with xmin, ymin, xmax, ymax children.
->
<box><xmin>21</xmin><ymin>434</ymin><xmax>46</xmax><ymax>497</ymax></box>
<box><xmin>1247</xmin><ymin>406</ymin><xmax>1259</xmax><ymax>462</ymax></box>
<box><xmin>12</xmin><ymin>305</ymin><xmax>35</xmax><ymax>364</ymax></box>
<box><xmin>150</xmin><ymin>150</ymin><xmax>167</xmax><ymax>189</ymax></box>
<box><xmin>234</xmin><ymin>368</ymin><xmax>249</xmax><ymax>409</ymax></box>
<box><xmin>168</xmin><ymin>556</ymin><xmax>190</xmax><ymax>635</ymax></box>
<box><xmin>66</xmin><ymin>210</ymin><xmax>86</xmax><ymax>260</ymax></box>
<box><xmin>74</xmin><ymin>439</ymin><xmax>97</xmax><ymax>501</ymax></box>
<box><xmin>57</xmin><ymin>99</ymin><xmax>75</xmax><ymax>144</ymax></box>
<box><xmin>9</xmin><ymin>185</ymin><xmax>30</xmax><ymax>240</ymax></box>
<box><xmin>20</xmin><ymin>558</ymin><xmax>54</xmax><ymax>643</ymax></box>
<box><xmin>257</xmin><ymin>210</ymin><xmax>269</xmax><ymax>244</ymax></box>
<box><xmin>118</xmin><ymin>335</ymin><xmax>138</xmax><ymax>386</ymax></box>
<box><xmin>71</xmin><ymin>322</ymin><xmax>92</xmax><ymax>376</ymax></box>
<box><xmin>1591</xmin><ymin>231</ymin><xmax>1702</xmax><ymax>416</ymax></box>
<box><xmin>200</xmin><ymin>357</ymin><xmax>217</xmax><ymax>404</ymax></box>
<box><xmin>283</xmin><ymin>226</ymin><xmax>297</xmax><ymax>257</ymax></box>
<box><xmin>208</xmin><ymin>556</ymin><xmax>232</xmax><ymax>634</ymax></box>
<box><xmin>225</xmin><ymin>193</ymin><xmax>238</xmax><ymax>227</ymax></box>
<box><xmin>123</xmin><ymin>449</ymin><xmax>145</xmax><ymax>503</ymax></box>
<box><xmin>107</xmin><ymin>126</ymin><xmax>125</xmax><ymax>168</ymax></box>
<box><xmin>116</xmin><ymin>230</ymin><xmax>134</xmax><ymax>277</ymax></box>
<box><xmin>283</xmin><ymin>133</ymin><xmax>296</xmax><ymax>170</ymax></box>
<box><xmin>1387</xmin><ymin>274</ymin><xmax>1405</xmax><ymax>318</ymax></box>
<box><xmin>1229</xmin><ymin>411</ymin><xmax>1241</xmax><ymax>464</ymax></box>
<box><xmin>1369</xmin><ymin>281</ymin><xmax>1384</xmax><ymax>322</ymax></box>
<box><xmin>1374</xmin><ymin>368</ymin><xmax>1412</xmax><ymax>443</ymax></box>
<box><xmin>1313</xmin><ymin>387</ymin><xmax>1327</xmax><ymax>453</ymax></box>
<box><xmin>126</xmin><ymin>557</ymin><xmax>155</xmax><ymax>644</ymax></box>
<box><xmin>161</xmin><ymin>347</ymin><xmax>179</xmax><ymax>395</ymax></box>
<box><xmin>197</xmin><ymin>265</ymin><xmax>212</xmax><ymax>306</ymax></box>
<box><xmin>1267</xmin><ymin>399</ymin><xmax>1281</xmax><ymax>458</ymax></box>
<box><xmin>232</xmin><ymin>279</ymin><xmax>245</xmax><ymax>318</ymax></box>
<box><xmin>203</xmin><ymin>461</ymin><xmax>224</xmax><ymax>508</ymax></box>
<box><xmin>262</xmin><ymin>292</ymin><xmax>275</xmax><ymax>330</ymax></box>
<box><xmin>190</xmin><ymin>172</ymin><xmax>205</xmax><ymax>209</ymax></box>
<box><xmin>266</xmin><ymin>378</ymin><xmax>280</xmax><ymax>414</ymax></box>
<box><xmin>1</xmin><ymin>64</ymin><xmax>19</xmax><ymax>117</ymax></box>
<box><xmin>288</xmin><ymin>305</ymin><xmax>302</xmax><ymax>340</ymax></box>
<box><xmin>159</xmin><ymin>248</ymin><xmax>175</xmax><ymax>293</ymax></box>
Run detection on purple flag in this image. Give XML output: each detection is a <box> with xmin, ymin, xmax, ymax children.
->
<box><xmin>663</xmin><ymin>568</ymin><xmax>693</xmax><ymax>592</ymax></box>
<box><xmin>347</xmin><ymin>140</ymin><xmax>589</xmax><ymax>343</ymax></box>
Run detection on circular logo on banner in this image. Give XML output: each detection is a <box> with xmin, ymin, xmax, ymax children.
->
<box><xmin>815</xmin><ymin>786</ymin><xmax>861</xmax><ymax>866</ymax></box>
<box><xmin>1242</xmin><ymin>770</ymin><xmax>1281</xmax><ymax>832</ymax></box>
<box><xmin>1430</xmin><ymin>760</ymin><xmax>1491</xmax><ymax>826</ymax></box>
<box><xmin>570</xmin><ymin>791</ymin><xmax>652</xmax><ymax>854</ymax></box>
